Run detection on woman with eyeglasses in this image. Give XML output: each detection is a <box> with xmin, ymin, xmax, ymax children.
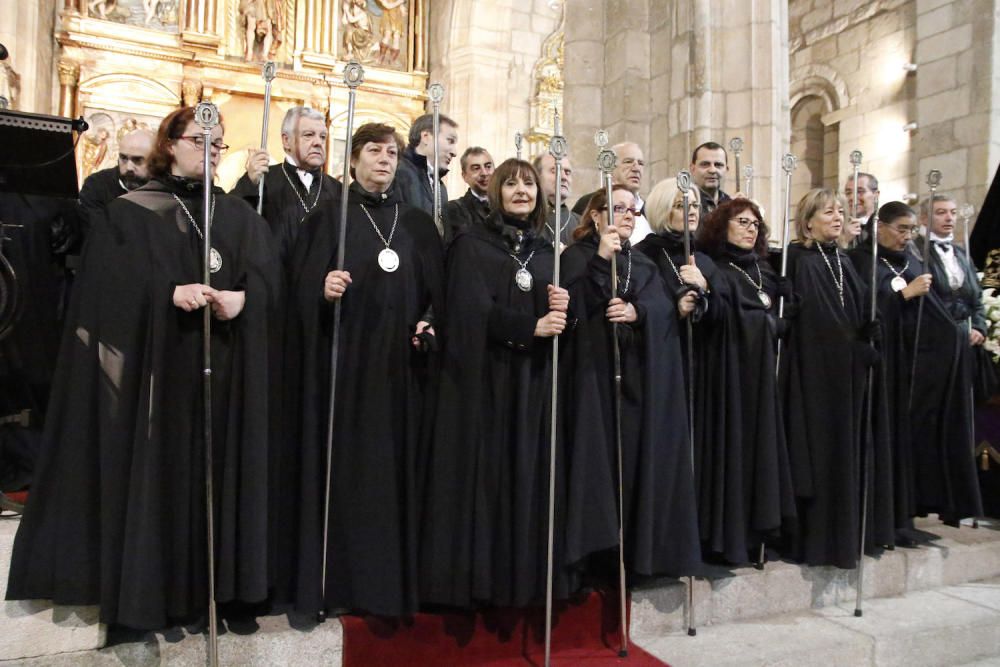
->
<box><xmin>699</xmin><ymin>198</ymin><xmax>797</xmax><ymax>564</ymax></box>
<box><xmin>557</xmin><ymin>184</ymin><xmax>700</xmax><ymax>581</ymax></box>
<box><xmin>420</xmin><ymin>158</ymin><xmax>574</xmax><ymax>608</ymax></box>
<box><xmin>636</xmin><ymin>180</ymin><xmax>747</xmax><ymax>564</ymax></box>
<box><xmin>7</xmin><ymin>107</ymin><xmax>280</xmax><ymax>629</ymax></box>
<box><xmin>779</xmin><ymin>188</ymin><xmax>895</xmax><ymax>568</ymax></box>
<box><xmin>850</xmin><ymin>201</ymin><xmax>982</xmax><ymax>537</ymax></box>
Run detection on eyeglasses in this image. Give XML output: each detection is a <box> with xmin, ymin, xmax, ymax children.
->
<box><xmin>888</xmin><ymin>224</ymin><xmax>917</xmax><ymax>236</ymax></box>
<box><xmin>730</xmin><ymin>217</ymin><xmax>761</xmax><ymax>230</ymax></box>
<box><xmin>176</xmin><ymin>135</ymin><xmax>230</xmax><ymax>152</ymax></box>
<box><xmin>603</xmin><ymin>205</ymin><xmax>638</xmax><ymax>216</ymax></box>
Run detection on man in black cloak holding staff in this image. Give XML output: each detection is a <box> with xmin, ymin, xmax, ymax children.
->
<box><xmin>280</xmin><ymin>122</ymin><xmax>443</xmax><ymax>617</ymax></box>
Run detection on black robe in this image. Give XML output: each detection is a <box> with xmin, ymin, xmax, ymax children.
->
<box><xmin>560</xmin><ymin>234</ymin><xmax>701</xmax><ymax>577</ymax></box>
<box><xmin>636</xmin><ymin>231</ymin><xmax>748</xmax><ymax>564</ymax></box>
<box><xmin>281</xmin><ymin>182</ymin><xmax>443</xmax><ymax>617</ymax></box>
<box><xmin>443</xmin><ymin>188</ymin><xmax>489</xmax><ymax>244</ymax></box>
<box><xmin>419</xmin><ymin>212</ymin><xmax>571</xmax><ymax>608</ymax></box>
<box><xmin>711</xmin><ymin>246</ymin><xmax>797</xmax><ymax>549</ymax></box>
<box><xmin>860</xmin><ymin>244</ymin><xmax>983</xmax><ymax>523</ymax></box>
<box><xmin>6</xmin><ymin>178</ymin><xmax>279</xmax><ymax>629</ymax></box>
<box><xmin>77</xmin><ymin>166</ymin><xmax>126</xmax><ymax>245</ymax></box>
<box><xmin>782</xmin><ymin>243</ymin><xmax>894</xmax><ymax>568</ymax></box>
<box><xmin>231</xmin><ymin>161</ymin><xmax>340</xmax><ymax>267</ymax></box>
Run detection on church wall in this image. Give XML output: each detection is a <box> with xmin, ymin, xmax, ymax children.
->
<box><xmin>0</xmin><ymin>0</ymin><xmax>58</xmax><ymax>113</ymax></box>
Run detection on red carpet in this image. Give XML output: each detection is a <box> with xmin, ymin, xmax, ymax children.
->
<box><xmin>341</xmin><ymin>591</ymin><xmax>668</xmax><ymax>667</ymax></box>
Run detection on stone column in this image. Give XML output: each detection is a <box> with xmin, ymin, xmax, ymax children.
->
<box><xmin>182</xmin><ymin>0</ymin><xmax>220</xmax><ymax>47</ymax></box>
<box><xmin>57</xmin><ymin>59</ymin><xmax>79</xmax><ymax>118</ymax></box>
<box><xmin>297</xmin><ymin>0</ymin><xmax>339</xmax><ymax>64</ymax></box>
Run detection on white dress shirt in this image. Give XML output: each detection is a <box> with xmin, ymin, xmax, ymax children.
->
<box><xmin>930</xmin><ymin>232</ymin><xmax>965</xmax><ymax>290</ymax></box>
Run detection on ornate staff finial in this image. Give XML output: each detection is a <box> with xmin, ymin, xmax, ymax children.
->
<box><xmin>344</xmin><ymin>61</ymin><xmax>365</xmax><ymax>88</ymax></box>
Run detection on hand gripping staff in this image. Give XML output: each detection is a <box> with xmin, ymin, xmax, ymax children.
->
<box><xmin>317</xmin><ymin>60</ymin><xmax>365</xmax><ymax>623</ymax></box>
<box><xmin>256</xmin><ymin>61</ymin><xmax>276</xmax><ymax>215</ymax></box>
<box><xmin>194</xmin><ymin>101</ymin><xmax>221</xmax><ymax>667</ymax></box>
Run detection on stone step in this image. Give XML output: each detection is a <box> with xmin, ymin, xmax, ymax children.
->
<box><xmin>633</xmin><ymin>578</ymin><xmax>1000</xmax><ymax>667</ymax></box>
<box><xmin>630</xmin><ymin>518</ymin><xmax>1000</xmax><ymax>636</ymax></box>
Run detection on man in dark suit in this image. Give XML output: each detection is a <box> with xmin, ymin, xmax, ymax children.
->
<box><xmin>444</xmin><ymin>146</ymin><xmax>493</xmax><ymax>242</ymax></box>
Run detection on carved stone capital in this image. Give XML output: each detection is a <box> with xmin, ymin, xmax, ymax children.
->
<box><xmin>181</xmin><ymin>78</ymin><xmax>203</xmax><ymax>107</ymax></box>
<box><xmin>58</xmin><ymin>60</ymin><xmax>80</xmax><ymax>87</ymax></box>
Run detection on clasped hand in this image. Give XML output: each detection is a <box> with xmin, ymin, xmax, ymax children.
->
<box><xmin>173</xmin><ymin>284</ymin><xmax>245</xmax><ymax>320</ymax></box>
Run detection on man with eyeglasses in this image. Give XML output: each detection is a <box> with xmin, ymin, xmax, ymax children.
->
<box><xmin>78</xmin><ymin>128</ymin><xmax>156</xmax><ymax>239</ymax></box>
<box><xmin>690</xmin><ymin>141</ymin><xmax>731</xmax><ymax>222</ymax></box>
<box><xmin>571</xmin><ymin>142</ymin><xmax>653</xmax><ymax>241</ymax></box>
<box><xmin>232</xmin><ymin>106</ymin><xmax>339</xmax><ymax>265</ymax></box>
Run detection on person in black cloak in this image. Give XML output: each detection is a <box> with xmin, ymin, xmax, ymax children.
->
<box><xmin>559</xmin><ymin>184</ymin><xmax>701</xmax><ymax>580</ymax></box>
<box><xmin>6</xmin><ymin>106</ymin><xmax>279</xmax><ymax>630</ymax></box>
<box><xmin>781</xmin><ymin>188</ymin><xmax>894</xmax><ymax>568</ymax></box>
<box><xmin>419</xmin><ymin>158</ymin><xmax>572</xmax><ymax>608</ymax></box>
<box><xmin>849</xmin><ymin>202</ymin><xmax>932</xmax><ymax>543</ymax></box>
<box><xmin>231</xmin><ymin>106</ymin><xmax>340</xmax><ymax>267</ymax></box>
<box><xmin>281</xmin><ymin>122</ymin><xmax>443</xmax><ymax>617</ymax></box>
<box><xmin>699</xmin><ymin>198</ymin><xmax>796</xmax><ymax>561</ymax></box>
<box><xmin>77</xmin><ymin>129</ymin><xmax>155</xmax><ymax>243</ymax></box>
<box><xmin>635</xmin><ymin>180</ymin><xmax>748</xmax><ymax>564</ymax></box>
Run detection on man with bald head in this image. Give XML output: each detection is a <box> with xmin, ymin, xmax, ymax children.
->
<box><xmin>78</xmin><ymin>128</ymin><xmax>155</xmax><ymax>236</ymax></box>
<box><xmin>571</xmin><ymin>141</ymin><xmax>653</xmax><ymax>242</ymax></box>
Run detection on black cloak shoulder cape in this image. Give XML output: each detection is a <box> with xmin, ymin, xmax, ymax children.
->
<box><xmin>560</xmin><ymin>233</ymin><xmax>701</xmax><ymax>577</ymax></box>
<box><xmin>419</xmin><ymin>211</ymin><xmax>571</xmax><ymax>608</ymax></box>
<box><xmin>853</xmin><ymin>242</ymin><xmax>982</xmax><ymax>524</ymax></box>
<box><xmin>636</xmin><ymin>231</ymin><xmax>748</xmax><ymax>564</ymax></box>
<box><xmin>782</xmin><ymin>242</ymin><xmax>895</xmax><ymax>568</ymax></box>
<box><xmin>7</xmin><ymin>177</ymin><xmax>279</xmax><ymax>629</ymax></box>
<box><xmin>279</xmin><ymin>181</ymin><xmax>444</xmax><ymax>617</ymax></box>
<box><xmin>711</xmin><ymin>246</ymin><xmax>797</xmax><ymax>551</ymax></box>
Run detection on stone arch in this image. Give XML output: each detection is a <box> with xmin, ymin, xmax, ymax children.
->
<box><xmin>77</xmin><ymin>73</ymin><xmax>180</xmax><ymax>117</ymax></box>
<box><xmin>789</xmin><ymin>68</ymin><xmax>846</xmax><ymax>202</ymax></box>
<box><xmin>789</xmin><ymin>64</ymin><xmax>850</xmax><ymax>112</ymax></box>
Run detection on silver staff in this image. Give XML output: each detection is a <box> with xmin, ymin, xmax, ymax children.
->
<box><xmin>729</xmin><ymin>137</ymin><xmax>744</xmax><ymax>195</ymax></box>
<box><xmin>514</xmin><ymin>131</ymin><xmax>523</xmax><ymax>160</ymax></box>
<box><xmin>543</xmin><ymin>115</ymin><xmax>568</xmax><ymax>667</ymax></box>
<box><xmin>744</xmin><ymin>165</ymin><xmax>754</xmax><ymax>199</ymax></box>
<box><xmin>596</xmin><ymin>141</ymin><xmax>629</xmax><ymax>660</ymax></box>
<box><xmin>256</xmin><ymin>61</ymin><xmax>277</xmax><ymax>215</ymax></box>
<box><xmin>855</xmin><ymin>193</ymin><xmax>880</xmax><ymax>619</ymax></box>
<box><xmin>677</xmin><ymin>169</ymin><xmax>698</xmax><ymax>638</ymax></box>
<box><xmin>959</xmin><ymin>201</ymin><xmax>979</xmax><ymax>530</ymax></box>
<box><xmin>428</xmin><ymin>82</ymin><xmax>445</xmax><ymax>237</ymax></box>
<box><xmin>194</xmin><ymin>101</ymin><xmax>221</xmax><ymax>667</ymax></box>
<box><xmin>318</xmin><ymin>60</ymin><xmax>365</xmax><ymax>623</ymax></box>
<box><xmin>849</xmin><ymin>150</ymin><xmax>863</xmax><ymax>222</ymax></box>
<box><xmin>594</xmin><ymin>129</ymin><xmax>609</xmax><ymax>188</ymax></box>
<box><xmin>908</xmin><ymin>169</ymin><xmax>942</xmax><ymax>413</ymax></box>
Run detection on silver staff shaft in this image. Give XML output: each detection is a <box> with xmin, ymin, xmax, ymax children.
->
<box><xmin>318</xmin><ymin>61</ymin><xmax>365</xmax><ymax>623</ymax></box>
<box><xmin>429</xmin><ymin>83</ymin><xmax>444</xmax><ymax>237</ymax></box>
<box><xmin>744</xmin><ymin>165</ymin><xmax>754</xmax><ymax>200</ymax></box>
<box><xmin>855</xmin><ymin>194</ymin><xmax>880</xmax><ymax>618</ymax></box>
<box><xmin>514</xmin><ymin>131</ymin><xmax>523</xmax><ymax>161</ymax></box>
<box><xmin>908</xmin><ymin>169</ymin><xmax>942</xmax><ymax>413</ymax></box>
<box><xmin>544</xmin><ymin>116</ymin><xmax>568</xmax><ymax>667</ymax></box>
<box><xmin>850</xmin><ymin>150</ymin><xmax>863</xmax><ymax>222</ymax></box>
<box><xmin>194</xmin><ymin>101</ymin><xmax>220</xmax><ymax>667</ymax></box>
<box><xmin>256</xmin><ymin>61</ymin><xmax>276</xmax><ymax>215</ymax></box>
<box><xmin>730</xmin><ymin>138</ymin><xmax>744</xmax><ymax>195</ymax></box>
<box><xmin>677</xmin><ymin>169</ymin><xmax>697</xmax><ymax>637</ymax></box>
<box><xmin>960</xmin><ymin>203</ymin><xmax>979</xmax><ymax>528</ymax></box>
<box><xmin>775</xmin><ymin>154</ymin><xmax>798</xmax><ymax>372</ymax></box>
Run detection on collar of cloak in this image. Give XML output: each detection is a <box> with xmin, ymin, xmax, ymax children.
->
<box><xmin>476</xmin><ymin>210</ymin><xmax>549</xmax><ymax>255</ymax></box>
<box><xmin>403</xmin><ymin>145</ymin><xmax>450</xmax><ymax>180</ymax></box>
<box><xmin>347</xmin><ymin>180</ymin><xmax>401</xmax><ymax>206</ymax></box>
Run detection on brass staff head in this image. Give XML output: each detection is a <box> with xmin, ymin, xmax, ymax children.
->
<box><xmin>677</xmin><ymin>170</ymin><xmax>692</xmax><ymax>194</ymax></box>
<box><xmin>344</xmin><ymin>61</ymin><xmax>365</xmax><ymax>88</ymax></box>
<box><xmin>262</xmin><ymin>61</ymin><xmax>277</xmax><ymax>83</ymax></box>
<box><xmin>194</xmin><ymin>102</ymin><xmax>220</xmax><ymax>130</ymax></box>
<box><xmin>926</xmin><ymin>169</ymin><xmax>942</xmax><ymax>189</ymax></box>
<box><xmin>597</xmin><ymin>147</ymin><xmax>616</xmax><ymax>174</ymax></box>
<box><xmin>729</xmin><ymin>137</ymin><xmax>744</xmax><ymax>154</ymax></box>
<box><xmin>594</xmin><ymin>129</ymin><xmax>609</xmax><ymax>148</ymax></box>
<box><xmin>849</xmin><ymin>149</ymin><xmax>863</xmax><ymax>167</ymax></box>
<box><xmin>428</xmin><ymin>83</ymin><xmax>445</xmax><ymax>104</ymax></box>
<box><xmin>782</xmin><ymin>153</ymin><xmax>797</xmax><ymax>174</ymax></box>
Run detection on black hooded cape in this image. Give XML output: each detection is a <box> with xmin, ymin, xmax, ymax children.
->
<box><xmin>560</xmin><ymin>234</ymin><xmax>701</xmax><ymax>577</ymax></box>
<box><xmin>782</xmin><ymin>242</ymin><xmax>895</xmax><ymax>568</ymax></box>
<box><xmin>636</xmin><ymin>231</ymin><xmax>748</xmax><ymax>564</ymax></box>
<box><xmin>6</xmin><ymin>178</ymin><xmax>279</xmax><ymax>629</ymax></box>
<box><xmin>279</xmin><ymin>182</ymin><xmax>443</xmax><ymax>617</ymax></box>
<box><xmin>419</xmin><ymin>212</ymin><xmax>572</xmax><ymax>608</ymax></box>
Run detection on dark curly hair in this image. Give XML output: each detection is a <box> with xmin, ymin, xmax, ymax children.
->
<box><xmin>698</xmin><ymin>197</ymin><xmax>770</xmax><ymax>258</ymax></box>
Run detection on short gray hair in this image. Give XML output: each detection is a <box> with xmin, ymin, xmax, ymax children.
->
<box><xmin>921</xmin><ymin>192</ymin><xmax>956</xmax><ymax>218</ymax></box>
<box><xmin>281</xmin><ymin>106</ymin><xmax>327</xmax><ymax>137</ymax></box>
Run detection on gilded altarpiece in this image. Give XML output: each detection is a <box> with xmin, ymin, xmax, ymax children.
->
<box><xmin>58</xmin><ymin>0</ymin><xmax>428</xmax><ymax>189</ymax></box>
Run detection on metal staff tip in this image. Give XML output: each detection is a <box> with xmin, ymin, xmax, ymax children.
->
<box><xmin>262</xmin><ymin>61</ymin><xmax>277</xmax><ymax>82</ymax></box>
<box><xmin>782</xmin><ymin>153</ymin><xmax>798</xmax><ymax>173</ymax></box>
<box><xmin>195</xmin><ymin>102</ymin><xmax>220</xmax><ymax>129</ymax></box>
<box><xmin>849</xmin><ymin>149</ymin><xmax>863</xmax><ymax>167</ymax></box>
<box><xmin>549</xmin><ymin>132</ymin><xmax>568</xmax><ymax>161</ymax></box>
<box><xmin>594</xmin><ymin>129</ymin><xmax>609</xmax><ymax>148</ymax></box>
<box><xmin>344</xmin><ymin>61</ymin><xmax>365</xmax><ymax>88</ymax></box>
<box><xmin>744</xmin><ymin>165</ymin><xmax>754</xmax><ymax>178</ymax></box>
<box><xmin>729</xmin><ymin>137</ymin><xmax>744</xmax><ymax>153</ymax></box>
<box><xmin>676</xmin><ymin>170</ymin><xmax>692</xmax><ymax>193</ymax></box>
<box><xmin>926</xmin><ymin>169</ymin><xmax>942</xmax><ymax>188</ymax></box>
<box><xmin>514</xmin><ymin>131</ymin><xmax>523</xmax><ymax>153</ymax></box>
<box><xmin>597</xmin><ymin>147</ymin><xmax>617</xmax><ymax>174</ymax></box>
<box><xmin>428</xmin><ymin>83</ymin><xmax>444</xmax><ymax>104</ymax></box>
<box><xmin>960</xmin><ymin>203</ymin><xmax>975</xmax><ymax>220</ymax></box>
